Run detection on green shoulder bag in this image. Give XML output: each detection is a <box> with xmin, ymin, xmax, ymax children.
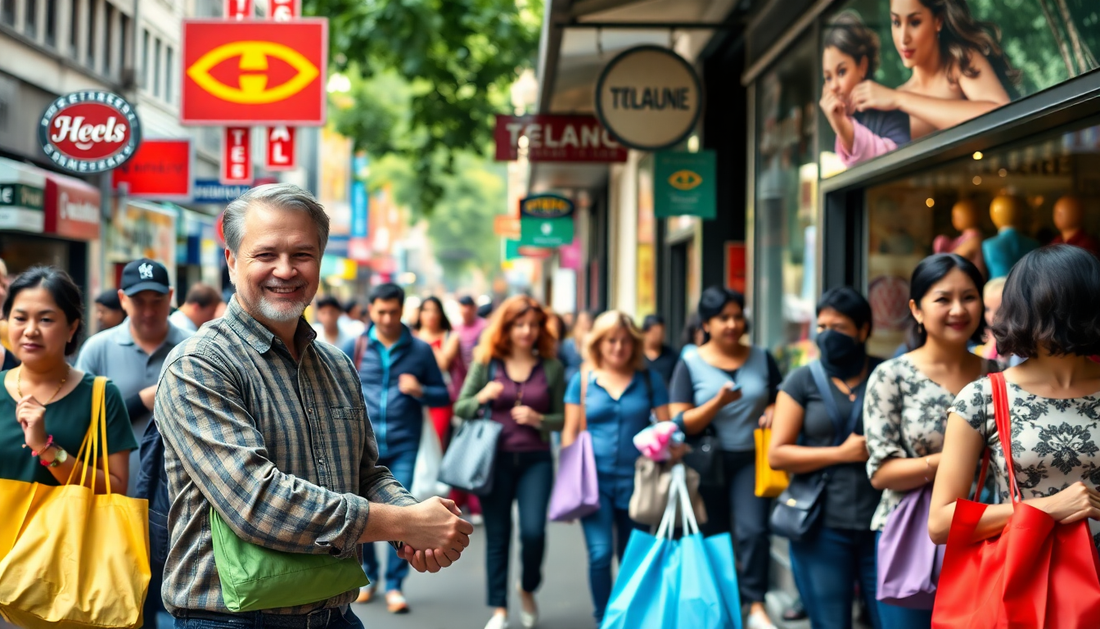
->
<box><xmin>209</xmin><ymin>507</ymin><xmax>369</xmax><ymax>612</ymax></box>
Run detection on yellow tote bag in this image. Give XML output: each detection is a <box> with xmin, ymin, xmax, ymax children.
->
<box><xmin>0</xmin><ymin>377</ymin><xmax>150</xmax><ymax>629</ymax></box>
<box><xmin>754</xmin><ymin>427</ymin><xmax>789</xmax><ymax>498</ymax></box>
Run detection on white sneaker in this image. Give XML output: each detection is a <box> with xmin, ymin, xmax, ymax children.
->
<box><xmin>484</xmin><ymin>613</ymin><xmax>509</xmax><ymax>629</ymax></box>
<box><xmin>519</xmin><ymin>608</ymin><xmax>538</xmax><ymax>629</ymax></box>
<box><xmin>470</xmin><ymin>513</ymin><xmax>485</xmax><ymax>526</ymax></box>
<box><xmin>745</xmin><ymin>612</ymin><xmax>777</xmax><ymax>629</ymax></box>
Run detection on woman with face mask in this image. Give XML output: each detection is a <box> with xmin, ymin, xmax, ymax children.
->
<box><xmin>668</xmin><ymin>286</ymin><xmax>783</xmax><ymax>629</ymax></box>
<box><xmin>863</xmin><ymin>253</ymin><xmax>997</xmax><ymax>629</ymax></box>
<box><xmin>768</xmin><ymin>287</ymin><xmax>883</xmax><ymax>629</ymax></box>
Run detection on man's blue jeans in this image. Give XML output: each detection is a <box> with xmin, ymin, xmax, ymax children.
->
<box><xmin>361</xmin><ymin>449</ymin><xmax>418</xmax><ymax>592</ymax></box>
<box><xmin>173</xmin><ymin>607</ymin><xmax>364</xmax><ymax>629</ymax></box>
<box><xmin>789</xmin><ymin>526</ymin><xmax>882</xmax><ymax>629</ymax></box>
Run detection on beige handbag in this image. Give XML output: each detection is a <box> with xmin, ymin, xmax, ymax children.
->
<box><xmin>629</xmin><ymin>459</ymin><xmax>708</xmax><ymax>526</ymax></box>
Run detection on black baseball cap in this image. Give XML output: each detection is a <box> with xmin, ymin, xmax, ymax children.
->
<box><xmin>120</xmin><ymin>258</ymin><xmax>171</xmax><ymax>296</ymax></box>
<box><xmin>458</xmin><ymin>295</ymin><xmax>476</xmax><ymax>307</ymax></box>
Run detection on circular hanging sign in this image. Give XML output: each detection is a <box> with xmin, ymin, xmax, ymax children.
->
<box><xmin>594</xmin><ymin>46</ymin><xmax>703</xmax><ymax>152</ymax></box>
<box><xmin>38</xmin><ymin>91</ymin><xmax>142</xmax><ymax>174</ymax></box>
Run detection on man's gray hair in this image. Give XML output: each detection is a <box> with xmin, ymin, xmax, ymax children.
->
<box><xmin>222</xmin><ymin>183</ymin><xmax>330</xmax><ymax>255</ymax></box>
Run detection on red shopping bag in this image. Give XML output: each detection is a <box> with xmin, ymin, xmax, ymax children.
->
<box><xmin>932</xmin><ymin>372</ymin><xmax>1100</xmax><ymax>628</ymax></box>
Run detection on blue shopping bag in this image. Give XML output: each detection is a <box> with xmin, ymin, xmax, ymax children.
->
<box><xmin>603</xmin><ymin>464</ymin><xmax>742</xmax><ymax>629</ymax></box>
<box><xmin>600</xmin><ymin>530</ymin><xmax>679</xmax><ymax>629</ymax></box>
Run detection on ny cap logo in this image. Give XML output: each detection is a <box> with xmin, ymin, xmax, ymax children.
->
<box><xmin>187</xmin><ymin>41</ymin><xmax>320</xmax><ymax>105</ymax></box>
<box><xmin>139</xmin><ymin>262</ymin><xmax>155</xmax><ymax>280</ymax></box>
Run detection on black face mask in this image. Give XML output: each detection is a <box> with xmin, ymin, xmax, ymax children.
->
<box><xmin>816</xmin><ymin>329</ymin><xmax>867</xmax><ymax>379</ymax></box>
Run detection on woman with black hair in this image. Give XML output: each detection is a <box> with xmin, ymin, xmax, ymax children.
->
<box><xmin>864</xmin><ymin>253</ymin><xmax>997</xmax><ymax>628</ymax></box>
<box><xmin>668</xmin><ymin>286</ymin><xmax>783</xmax><ymax>629</ymax></box>
<box><xmin>414</xmin><ymin>296</ymin><xmax>464</xmax><ymax>447</ymax></box>
<box><xmin>850</xmin><ymin>0</ymin><xmax>1018</xmax><ymax>141</ymax></box>
<box><xmin>769</xmin><ymin>287</ymin><xmax>884</xmax><ymax>629</ymax></box>
<box><xmin>931</xmin><ymin>245</ymin><xmax>1100</xmax><ymax>549</ymax></box>
<box><xmin>0</xmin><ymin>266</ymin><xmax>136</xmax><ymax>492</ymax></box>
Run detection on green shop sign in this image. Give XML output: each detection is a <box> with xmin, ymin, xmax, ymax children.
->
<box><xmin>654</xmin><ymin>150</ymin><xmax>716</xmax><ymax>219</ymax></box>
<box><xmin>518</xmin><ymin>194</ymin><xmax>574</xmax><ymax>248</ymax></box>
<box><xmin>0</xmin><ymin>182</ymin><xmax>46</xmax><ymax>233</ymax></box>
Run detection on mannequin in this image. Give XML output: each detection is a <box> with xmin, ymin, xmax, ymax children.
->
<box><xmin>1051</xmin><ymin>195</ymin><xmax>1099</xmax><ymax>257</ymax></box>
<box><xmin>982</xmin><ymin>194</ymin><xmax>1039</xmax><ymax>279</ymax></box>
<box><xmin>933</xmin><ymin>199</ymin><xmax>986</xmax><ymax>276</ymax></box>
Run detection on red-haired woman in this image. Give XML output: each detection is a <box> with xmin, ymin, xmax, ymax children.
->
<box><xmin>455</xmin><ymin>295</ymin><xmax>566</xmax><ymax>629</ymax></box>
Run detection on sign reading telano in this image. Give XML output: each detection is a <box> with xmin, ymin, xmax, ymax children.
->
<box><xmin>494</xmin><ymin>115</ymin><xmax>626</xmax><ymax>163</ymax></box>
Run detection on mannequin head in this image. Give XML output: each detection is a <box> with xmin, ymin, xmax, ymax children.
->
<box><xmin>952</xmin><ymin>199</ymin><xmax>980</xmax><ymax>232</ymax></box>
<box><xmin>990</xmin><ymin>195</ymin><xmax>1025</xmax><ymax>231</ymax></box>
<box><xmin>1053</xmin><ymin>195</ymin><xmax>1085</xmax><ymax>237</ymax></box>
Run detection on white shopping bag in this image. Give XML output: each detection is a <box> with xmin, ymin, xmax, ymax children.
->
<box><xmin>411</xmin><ymin>409</ymin><xmax>451</xmax><ymax>501</ymax></box>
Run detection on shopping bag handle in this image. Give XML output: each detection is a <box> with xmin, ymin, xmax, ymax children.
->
<box><xmin>989</xmin><ymin>373</ymin><xmax>1019</xmax><ymax>504</ymax></box>
<box><xmin>64</xmin><ymin>376</ymin><xmax>112</xmax><ymax>494</ymax></box>
<box><xmin>673</xmin><ymin>463</ymin><xmax>700</xmax><ymax>536</ymax></box>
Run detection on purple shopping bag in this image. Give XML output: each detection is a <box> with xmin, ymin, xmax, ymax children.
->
<box><xmin>548</xmin><ymin>430</ymin><xmax>600</xmax><ymax>521</ymax></box>
<box><xmin>876</xmin><ymin>483</ymin><xmax>945</xmax><ymax>609</ymax></box>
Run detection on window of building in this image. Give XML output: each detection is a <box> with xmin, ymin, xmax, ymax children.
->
<box><xmin>25</xmin><ymin>0</ymin><xmax>38</xmax><ymax>38</ymax></box>
<box><xmin>1</xmin><ymin>0</ymin><xmax>14</xmax><ymax>27</ymax></box>
<box><xmin>142</xmin><ymin>28</ymin><xmax>150</xmax><ymax>89</ymax></box>
<box><xmin>103</xmin><ymin>2</ymin><xmax>113</xmax><ymax>75</ymax></box>
<box><xmin>753</xmin><ymin>38</ymin><xmax>817</xmax><ymax>371</ymax></box>
<box><xmin>119</xmin><ymin>13</ymin><xmax>129</xmax><ymax>72</ymax></box>
<box><xmin>165</xmin><ymin>46</ymin><xmax>173</xmax><ymax>102</ymax></box>
<box><xmin>86</xmin><ymin>0</ymin><xmax>97</xmax><ymax>69</ymax></box>
<box><xmin>153</xmin><ymin>37</ymin><xmax>161</xmax><ymax>98</ymax></box>
<box><xmin>44</xmin><ymin>0</ymin><xmax>56</xmax><ymax>47</ymax></box>
<box><xmin>70</xmin><ymin>0</ymin><xmax>81</xmax><ymax>59</ymax></box>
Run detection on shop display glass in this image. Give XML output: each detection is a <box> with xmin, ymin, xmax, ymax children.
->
<box><xmin>754</xmin><ymin>39</ymin><xmax>818</xmax><ymax>371</ymax></box>
<box><xmin>865</xmin><ymin>117</ymin><xmax>1100</xmax><ymax>357</ymax></box>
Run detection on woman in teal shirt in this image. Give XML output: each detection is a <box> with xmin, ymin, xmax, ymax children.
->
<box><xmin>0</xmin><ymin>266</ymin><xmax>135</xmax><ymax>491</ymax></box>
<box><xmin>561</xmin><ymin>310</ymin><xmax>670</xmax><ymax>623</ymax></box>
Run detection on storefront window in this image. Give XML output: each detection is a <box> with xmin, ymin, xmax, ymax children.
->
<box><xmin>637</xmin><ymin>155</ymin><xmax>657</xmax><ymax>319</ymax></box>
<box><xmin>865</xmin><ymin>117</ymin><xmax>1100</xmax><ymax>358</ymax></box>
<box><xmin>755</xmin><ymin>39</ymin><xmax>818</xmax><ymax>371</ymax></box>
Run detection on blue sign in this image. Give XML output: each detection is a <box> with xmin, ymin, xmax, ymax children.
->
<box><xmin>192</xmin><ymin>179</ymin><xmax>251</xmax><ymax>204</ymax></box>
<box><xmin>326</xmin><ymin>235</ymin><xmax>350</xmax><ymax>258</ymax></box>
<box><xmin>351</xmin><ymin>154</ymin><xmax>368</xmax><ymax>238</ymax></box>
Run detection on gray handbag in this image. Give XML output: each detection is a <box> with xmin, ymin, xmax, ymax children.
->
<box><xmin>628</xmin><ymin>458</ymin><xmax>708</xmax><ymax>526</ymax></box>
<box><xmin>438</xmin><ymin>361</ymin><xmax>502</xmax><ymax>495</ymax></box>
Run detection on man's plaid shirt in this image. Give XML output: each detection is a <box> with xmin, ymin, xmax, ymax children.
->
<box><xmin>154</xmin><ymin>297</ymin><xmax>416</xmax><ymax>614</ymax></box>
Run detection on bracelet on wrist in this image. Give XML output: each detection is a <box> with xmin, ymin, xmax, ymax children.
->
<box><xmin>30</xmin><ymin>434</ymin><xmax>54</xmax><ymax>457</ymax></box>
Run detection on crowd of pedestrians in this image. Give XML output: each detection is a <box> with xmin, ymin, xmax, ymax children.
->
<box><xmin>4</xmin><ymin>182</ymin><xmax>1100</xmax><ymax>629</ymax></box>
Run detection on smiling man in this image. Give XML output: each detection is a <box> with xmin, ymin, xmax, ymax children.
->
<box><xmin>154</xmin><ymin>184</ymin><xmax>471</xmax><ymax>629</ymax></box>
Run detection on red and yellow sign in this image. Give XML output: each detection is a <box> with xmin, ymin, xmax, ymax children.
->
<box><xmin>181</xmin><ymin>19</ymin><xmax>327</xmax><ymax>125</ymax></box>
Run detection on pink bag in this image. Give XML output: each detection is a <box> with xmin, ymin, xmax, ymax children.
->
<box><xmin>548</xmin><ymin>369</ymin><xmax>600</xmax><ymax>522</ymax></box>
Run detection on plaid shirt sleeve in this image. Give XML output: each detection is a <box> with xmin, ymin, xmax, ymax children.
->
<box><xmin>157</xmin><ymin>350</ymin><xmax>371</xmax><ymax>558</ymax></box>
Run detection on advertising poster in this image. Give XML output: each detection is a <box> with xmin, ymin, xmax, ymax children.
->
<box><xmin>819</xmin><ymin>0</ymin><xmax>1100</xmax><ymax>176</ymax></box>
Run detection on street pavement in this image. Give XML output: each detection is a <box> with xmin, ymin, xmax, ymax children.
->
<box><xmin>351</xmin><ymin>520</ymin><xmax>595</xmax><ymax>629</ymax></box>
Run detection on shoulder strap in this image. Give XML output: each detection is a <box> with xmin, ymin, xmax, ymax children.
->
<box><xmin>579</xmin><ymin>365</ymin><xmax>591</xmax><ymax>432</ymax></box>
<box><xmin>352</xmin><ymin>335</ymin><xmax>368</xmax><ymax>370</ymax></box>
<box><xmin>643</xmin><ymin>368</ymin><xmax>654</xmax><ymax>412</ymax></box>
<box><xmin>809</xmin><ymin>361</ymin><xmax>864</xmax><ymax>447</ymax></box>
<box><xmin>989</xmin><ymin>373</ymin><xmax>1020</xmax><ymax>504</ymax></box>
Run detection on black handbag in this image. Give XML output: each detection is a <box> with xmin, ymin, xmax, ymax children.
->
<box><xmin>770</xmin><ymin>361</ymin><xmax>864</xmax><ymax>541</ymax></box>
<box><xmin>681</xmin><ymin>423</ymin><xmax>724</xmax><ymax>487</ymax></box>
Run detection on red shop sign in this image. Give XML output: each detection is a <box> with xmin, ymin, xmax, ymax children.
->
<box><xmin>222</xmin><ymin>127</ymin><xmax>253</xmax><ymax>185</ymax></box>
<box><xmin>181</xmin><ymin>19</ymin><xmax>328</xmax><ymax>125</ymax></box>
<box><xmin>38</xmin><ymin>91</ymin><xmax>142</xmax><ymax>174</ymax></box>
<box><xmin>494</xmin><ymin>115</ymin><xmax>626</xmax><ymax>163</ymax></box>
<box><xmin>111</xmin><ymin>138</ymin><xmax>193</xmax><ymax>200</ymax></box>
<box><xmin>44</xmin><ymin>174</ymin><xmax>101</xmax><ymax>241</ymax></box>
<box><xmin>265</xmin><ymin>126</ymin><xmax>296</xmax><ymax>170</ymax></box>
<box><xmin>725</xmin><ymin>242</ymin><xmax>746</xmax><ymax>294</ymax></box>
<box><xmin>224</xmin><ymin>0</ymin><xmax>252</xmax><ymax>19</ymax></box>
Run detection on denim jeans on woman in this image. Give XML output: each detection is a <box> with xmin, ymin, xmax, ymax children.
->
<box><xmin>579</xmin><ymin>476</ymin><xmax>646</xmax><ymax>622</ymax></box>
<box><xmin>479</xmin><ymin>450</ymin><xmax>554</xmax><ymax>608</ymax></box>
<box><xmin>361</xmin><ymin>448</ymin><xmax>418</xmax><ymax>592</ymax></box>
<box><xmin>789</xmin><ymin>526</ymin><xmax>882</xmax><ymax>629</ymax></box>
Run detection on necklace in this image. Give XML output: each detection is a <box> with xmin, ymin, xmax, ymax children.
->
<box><xmin>833</xmin><ymin>375</ymin><xmax>865</xmax><ymax>402</ymax></box>
<box><xmin>17</xmin><ymin>366</ymin><xmax>70</xmax><ymax>405</ymax></box>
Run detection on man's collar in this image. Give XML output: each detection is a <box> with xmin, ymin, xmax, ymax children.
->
<box><xmin>224</xmin><ymin>295</ymin><xmax>316</xmax><ymax>354</ymax></box>
<box><xmin>367</xmin><ymin>323</ymin><xmax>409</xmax><ymax>349</ymax></box>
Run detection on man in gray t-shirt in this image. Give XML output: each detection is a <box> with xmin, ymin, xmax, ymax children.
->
<box><xmin>75</xmin><ymin>258</ymin><xmax>193</xmax><ymax>494</ymax></box>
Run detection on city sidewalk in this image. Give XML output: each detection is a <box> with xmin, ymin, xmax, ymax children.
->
<box><xmin>352</xmin><ymin>520</ymin><xmax>594</xmax><ymax>629</ymax></box>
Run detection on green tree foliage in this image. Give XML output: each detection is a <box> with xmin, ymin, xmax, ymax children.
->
<box><xmin>305</xmin><ymin>0</ymin><xmax>542</xmax><ymax>214</ymax></box>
